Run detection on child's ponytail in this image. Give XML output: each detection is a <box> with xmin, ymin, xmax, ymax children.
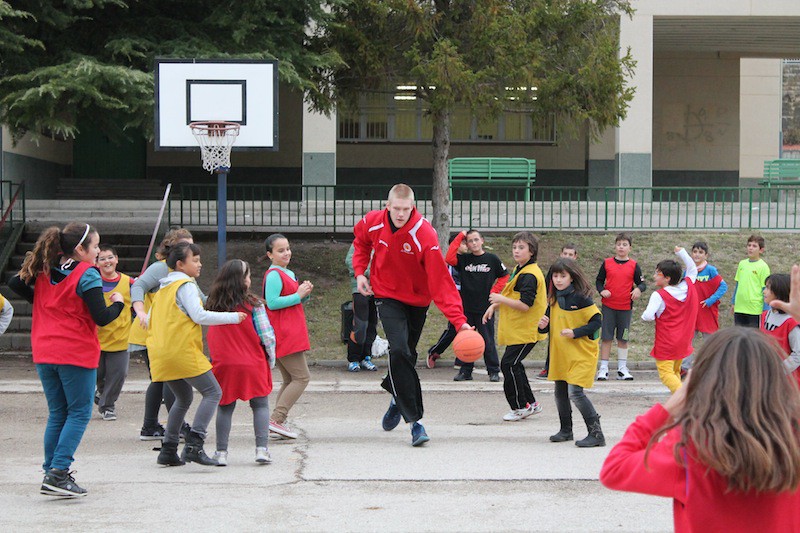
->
<box><xmin>18</xmin><ymin>226</ymin><xmax>62</xmax><ymax>282</ymax></box>
<box><xmin>19</xmin><ymin>222</ymin><xmax>97</xmax><ymax>282</ymax></box>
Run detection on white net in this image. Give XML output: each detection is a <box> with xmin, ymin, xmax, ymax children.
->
<box><xmin>189</xmin><ymin>122</ymin><xmax>240</xmax><ymax>173</ymax></box>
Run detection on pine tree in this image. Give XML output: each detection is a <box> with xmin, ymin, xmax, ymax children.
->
<box><xmin>0</xmin><ymin>0</ymin><xmax>341</xmax><ymax>143</ymax></box>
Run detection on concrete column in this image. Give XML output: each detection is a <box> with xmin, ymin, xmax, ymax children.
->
<box><xmin>616</xmin><ymin>14</ymin><xmax>653</xmax><ymax>199</ymax></box>
<box><xmin>739</xmin><ymin>59</ymin><xmax>781</xmax><ymax>186</ymax></box>
<box><xmin>302</xmin><ymin>103</ymin><xmax>337</xmax><ymax>200</ymax></box>
<box><xmin>588</xmin><ymin>126</ymin><xmax>616</xmax><ymax>192</ymax></box>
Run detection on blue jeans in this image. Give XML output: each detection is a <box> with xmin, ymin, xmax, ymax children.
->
<box><xmin>36</xmin><ymin>364</ymin><xmax>96</xmax><ymax>471</ymax></box>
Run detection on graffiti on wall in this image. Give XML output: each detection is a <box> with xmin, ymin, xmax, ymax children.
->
<box><xmin>662</xmin><ymin>104</ymin><xmax>731</xmax><ymax>151</ymax></box>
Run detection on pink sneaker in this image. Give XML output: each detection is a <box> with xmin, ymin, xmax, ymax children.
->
<box><xmin>269</xmin><ymin>419</ymin><xmax>298</xmax><ymax>439</ymax></box>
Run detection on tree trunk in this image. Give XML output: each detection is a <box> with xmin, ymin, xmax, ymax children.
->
<box><xmin>431</xmin><ymin>109</ymin><xmax>451</xmax><ymax>254</ymax></box>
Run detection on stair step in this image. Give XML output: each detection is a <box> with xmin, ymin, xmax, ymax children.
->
<box><xmin>0</xmin><ymin>333</ymin><xmax>32</xmax><ymax>350</ymax></box>
<box><xmin>6</xmin><ymin>316</ymin><xmax>31</xmax><ymax>331</ymax></box>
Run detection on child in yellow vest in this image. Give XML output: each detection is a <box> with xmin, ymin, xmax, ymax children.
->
<box><xmin>0</xmin><ymin>292</ymin><xmax>14</xmax><ymax>335</ymax></box>
<box><xmin>95</xmin><ymin>245</ymin><xmax>133</xmax><ymax>421</ymax></box>
<box><xmin>538</xmin><ymin>258</ymin><xmax>604</xmax><ymax>447</ymax></box>
<box><xmin>483</xmin><ymin>231</ymin><xmax>548</xmax><ymax>422</ymax></box>
<box><xmin>147</xmin><ymin>242</ymin><xmax>245</xmax><ymax>467</ymax></box>
<box><xmin>130</xmin><ymin>228</ymin><xmax>193</xmax><ymax>441</ymax></box>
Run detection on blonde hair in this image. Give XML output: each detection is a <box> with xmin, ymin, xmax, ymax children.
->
<box><xmin>18</xmin><ymin>222</ymin><xmax>97</xmax><ymax>283</ymax></box>
<box><xmin>388</xmin><ymin>183</ymin><xmax>415</xmax><ymax>203</ymax></box>
<box><xmin>646</xmin><ymin>328</ymin><xmax>800</xmax><ymax>493</ymax></box>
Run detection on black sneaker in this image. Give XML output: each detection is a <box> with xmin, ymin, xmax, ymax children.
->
<box><xmin>140</xmin><ymin>424</ymin><xmax>166</xmax><ymax>441</ymax></box>
<box><xmin>453</xmin><ymin>369</ymin><xmax>473</xmax><ymax>381</ymax></box>
<box><xmin>489</xmin><ymin>372</ymin><xmax>501</xmax><ymax>382</ymax></box>
<box><xmin>41</xmin><ymin>469</ymin><xmax>87</xmax><ymax>498</ymax></box>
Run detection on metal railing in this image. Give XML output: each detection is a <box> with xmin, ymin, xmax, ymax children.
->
<box><xmin>0</xmin><ymin>180</ymin><xmax>26</xmax><ymax>234</ymax></box>
<box><xmin>171</xmin><ymin>183</ymin><xmax>800</xmax><ymax>232</ymax></box>
<box><xmin>0</xmin><ymin>180</ymin><xmax>26</xmax><ymax>278</ymax></box>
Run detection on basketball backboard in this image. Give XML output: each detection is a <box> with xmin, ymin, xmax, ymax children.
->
<box><xmin>154</xmin><ymin>59</ymin><xmax>278</xmax><ymax>150</ymax></box>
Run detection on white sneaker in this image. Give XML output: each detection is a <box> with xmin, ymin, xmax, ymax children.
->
<box><xmin>255</xmin><ymin>447</ymin><xmax>272</xmax><ymax>464</ymax></box>
<box><xmin>596</xmin><ymin>367</ymin><xmax>609</xmax><ymax>381</ymax></box>
<box><xmin>213</xmin><ymin>450</ymin><xmax>228</xmax><ymax>467</ymax></box>
<box><xmin>502</xmin><ymin>402</ymin><xmax>541</xmax><ymax>421</ymax></box>
<box><xmin>269</xmin><ymin>420</ymin><xmax>298</xmax><ymax>439</ymax></box>
<box><xmin>617</xmin><ymin>367</ymin><xmax>634</xmax><ymax>380</ymax></box>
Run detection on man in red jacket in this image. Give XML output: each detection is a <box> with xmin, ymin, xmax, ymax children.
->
<box><xmin>352</xmin><ymin>184</ymin><xmax>468</xmax><ymax>446</ymax></box>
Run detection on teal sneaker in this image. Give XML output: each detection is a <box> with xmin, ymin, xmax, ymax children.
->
<box><xmin>348</xmin><ymin>361</ymin><xmax>360</xmax><ymax>372</ymax></box>
<box><xmin>360</xmin><ymin>357</ymin><xmax>377</xmax><ymax>371</ymax></box>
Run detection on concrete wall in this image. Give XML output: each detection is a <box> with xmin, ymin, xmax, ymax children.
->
<box><xmin>652</xmin><ymin>52</ymin><xmax>740</xmax><ymax>186</ymax></box>
<box><xmin>337</xmin><ymin>132</ymin><xmax>588</xmax><ymax>188</ymax></box>
<box><xmin>1</xmin><ymin>127</ymin><xmax>71</xmax><ymax>198</ymax></box>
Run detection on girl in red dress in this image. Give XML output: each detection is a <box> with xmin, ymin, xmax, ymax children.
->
<box><xmin>207</xmin><ymin>260</ymin><xmax>276</xmax><ymax>465</ymax></box>
<box><xmin>262</xmin><ymin>234</ymin><xmax>313</xmax><ymax>439</ymax></box>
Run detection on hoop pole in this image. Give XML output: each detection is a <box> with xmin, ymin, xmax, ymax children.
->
<box><xmin>217</xmin><ymin>170</ymin><xmax>228</xmax><ymax>268</ymax></box>
<box><xmin>141</xmin><ymin>183</ymin><xmax>172</xmax><ymax>276</ymax></box>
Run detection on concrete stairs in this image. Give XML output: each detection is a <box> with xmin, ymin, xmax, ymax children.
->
<box><xmin>56</xmin><ymin>179</ymin><xmax>166</xmax><ymax>200</ymax></box>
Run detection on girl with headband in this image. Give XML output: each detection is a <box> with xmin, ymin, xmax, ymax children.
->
<box><xmin>9</xmin><ymin>222</ymin><xmax>124</xmax><ymax>498</ymax></box>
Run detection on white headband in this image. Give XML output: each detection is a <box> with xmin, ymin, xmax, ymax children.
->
<box><xmin>76</xmin><ymin>224</ymin><xmax>91</xmax><ymax>249</ymax></box>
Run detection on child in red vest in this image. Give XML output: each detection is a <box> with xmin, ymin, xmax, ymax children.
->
<box><xmin>760</xmin><ymin>273</ymin><xmax>800</xmax><ymax>387</ymax></box>
<box><xmin>263</xmin><ymin>234</ymin><xmax>313</xmax><ymax>440</ymax></box>
<box><xmin>681</xmin><ymin>241</ymin><xmax>727</xmax><ymax>377</ymax></box>
<box><xmin>601</xmin><ymin>328</ymin><xmax>800</xmax><ymax>532</ymax></box>
<box><xmin>207</xmin><ymin>259</ymin><xmax>276</xmax><ymax>465</ymax></box>
<box><xmin>641</xmin><ymin>246</ymin><xmax>698</xmax><ymax>393</ymax></box>
<box><xmin>9</xmin><ymin>223</ymin><xmax>124</xmax><ymax>498</ymax></box>
<box><xmin>595</xmin><ymin>233</ymin><xmax>646</xmax><ymax>381</ymax></box>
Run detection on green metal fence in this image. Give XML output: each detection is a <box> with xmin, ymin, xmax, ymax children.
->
<box><xmin>171</xmin><ymin>183</ymin><xmax>800</xmax><ymax>232</ymax></box>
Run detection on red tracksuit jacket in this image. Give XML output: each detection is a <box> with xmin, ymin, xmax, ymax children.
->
<box><xmin>352</xmin><ymin>208</ymin><xmax>466</xmax><ymax>329</ymax></box>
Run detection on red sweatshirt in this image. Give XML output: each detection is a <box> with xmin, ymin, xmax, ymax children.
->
<box><xmin>600</xmin><ymin>404</ymin><xmax>800</xmax><ymax>532</ymax></box>
<box><xmin>353</xmin><ymin>208</ymin><xmax>466</xmax><ymax>329</ymax></box>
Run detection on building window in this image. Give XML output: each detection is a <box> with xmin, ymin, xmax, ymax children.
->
<box><xmin>337</xmin><ymin>85</ymin><xmax>556</xmax><ymax>144</ymax></box>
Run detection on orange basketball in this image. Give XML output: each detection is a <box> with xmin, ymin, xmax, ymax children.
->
<box><xmin>452</xmin><ymin>329</ymin><xmax>485</xmax><ymax>363</ymax></box>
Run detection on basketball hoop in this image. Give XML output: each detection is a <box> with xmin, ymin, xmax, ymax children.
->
<box><xmin>189</xmin><ymin>121</ymin><xmax>240</xmax><ymax>173</ymax></box>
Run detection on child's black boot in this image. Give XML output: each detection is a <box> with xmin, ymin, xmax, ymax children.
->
<box><xmin>549</xmin><ymin>412</ymin><xmax>574</xmax><ymax>442</ymax></box>
<box><xmin>183</xmin><ymin>431</ymin><xmax>219</xmax><ymax>466</ymax></box>
<box><xmin>576</xmin><ymin>414</ymin><xmax>606</xmax><ymax>448</ymax></box>
<box><xmin>157</xmin><ymin>441</ymin><xmax>185</xmax><ymax>466</ymax></box>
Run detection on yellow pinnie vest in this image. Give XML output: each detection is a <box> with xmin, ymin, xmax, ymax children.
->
<box><xmin>497</xmin><ymin>262</ymin><xmax>548</xmax><ymax>346</ymax></box>
<box><xmin>97</xmin><ymin>274</ymin><xmax>132</xmax><ymax>352</ymax></box>
<box><xmin>0</xmin><ymin>293</ymin><xmax>6</xmax><ymax>312</ymax></box>
<box><xmin>128</xmin><ymin>261</ymin><xmax>170</xmax><ymax>346</ymax></box>
<box><xmin>128</xmin><ymin>292</ymin><xmax>153</xmax><ymax>346</ymax></box>
<box><xmin>548</xmin><ymin>300</ymin><xmax>600</xmax><ymax>389</ymax></box>
<box><xmin>146</xmin><ymin>278</ymin><xmax>209</xmax><ymax>382</ymax></box>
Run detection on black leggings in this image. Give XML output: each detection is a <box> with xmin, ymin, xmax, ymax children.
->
<box><xmin>135</xmin><ymin>349</ymin><xmax>176</xmax><ymax>428</ymax></box>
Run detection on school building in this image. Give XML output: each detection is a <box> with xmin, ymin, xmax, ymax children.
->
<box><xmin>2</xmin><ymin>1</ymin><xmax>800</xmax><ymax>199</ymax></box>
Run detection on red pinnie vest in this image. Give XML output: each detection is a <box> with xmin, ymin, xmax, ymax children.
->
<box><xmin>651</xmin><ymin>279</ymin><xmax>698</xmax><ymax>360</ymax></box>
<box><xmin>31</xmin><ymin>261</ymin><xmax>101</xmax><ymax>368</ymax></box>
<box><xmin>760</xmin><ymin>311</ymin><xmax>800</xmax><ymax>388</ymax></box>
<box><xmin>601</xmin><ymin>258</ymin><xmax>638</xmax><ymax>311</ymax></box>
<box><xmin>694</xmin><ymin>270</ymin><xmax>722</xmax><ymax>334</ymax></box>
<box><xmin>263</xmin><ymin>268</ymin><xmax>310</xmax><ymax>358</ymax></box>
<box><xmin>208</xmin><ymin>304</ymin><xmax>273</xmax><ymax>405</ymax></box>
